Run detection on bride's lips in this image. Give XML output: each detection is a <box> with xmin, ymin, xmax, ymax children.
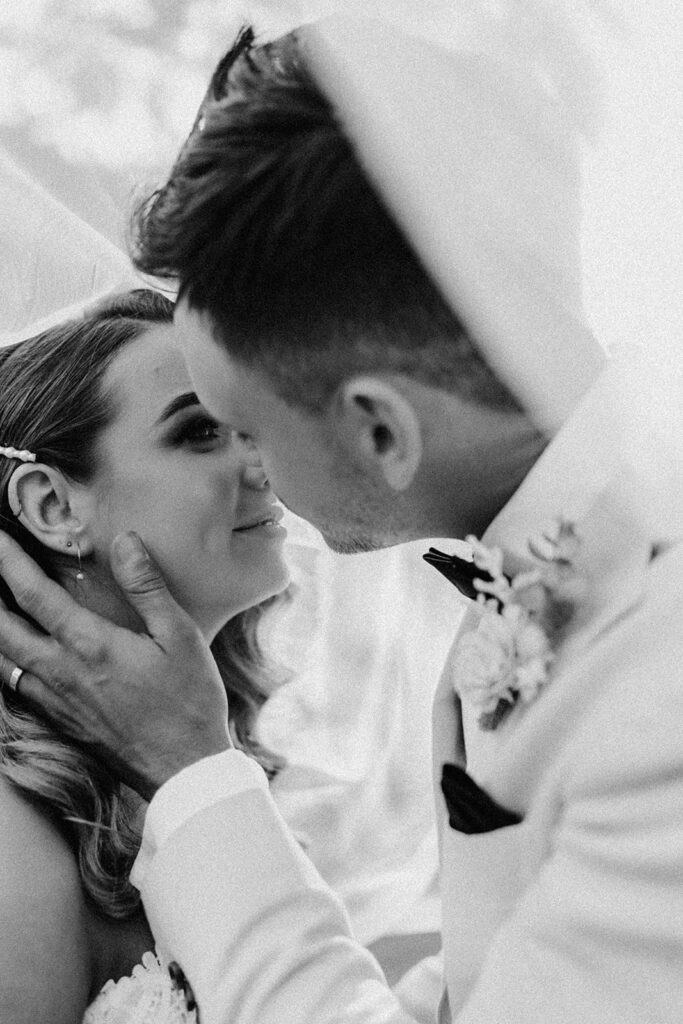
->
<box><xmin>233</xmin><ymin>504</ymin><xmax>286</xmax><ymax>535</ymax></box>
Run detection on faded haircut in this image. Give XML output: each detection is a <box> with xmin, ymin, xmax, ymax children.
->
<box><xmin>133</xmin><ymin>26</ymin><xmax>519</xmax><ymax>413</ymax></box>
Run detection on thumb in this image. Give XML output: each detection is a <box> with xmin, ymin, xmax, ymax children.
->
<box><xmin>110</xmin><ymin>531</ymin><xmax>188</xmax><ymax>642</ymax></box>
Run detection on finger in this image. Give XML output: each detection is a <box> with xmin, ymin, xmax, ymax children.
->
<box><xmin>0</xmin><ymin>531</ymin><xmax>88</xmax><ymax>640</ymax></box>
<box><xmin>0</xmin><ymin>650</ymin><xmax>17</xmax><ymax>687</ymax></box>
<box><xmin>110</xmin><ymin>531</ymin><xmax>192</xmax><ymax>643</ymax></box>
<box><xmin>0</xmin><ymin>652</ymin><xmax>44</xmax><ymax>710</ymax></box>
<box><xmin>0</xmin><ymin>605</ymin><xmax>57</xmax><ymax>677</ymax></box>
<box><xmin>7</xmin><ymin>666</ymin><xmax>66</xmax><ymax>723</ymax></box>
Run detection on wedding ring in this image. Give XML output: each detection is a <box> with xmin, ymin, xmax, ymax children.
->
<box><xmin>7</xmin><ymin>665</ymin><xmax>24</xmax><ymax>693</ymax></box>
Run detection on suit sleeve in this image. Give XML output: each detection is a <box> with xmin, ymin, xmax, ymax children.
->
<box><xmin>134</xmin><ymin>751</ymin><xmax>418</xmax><ymax>1024</ymax></box>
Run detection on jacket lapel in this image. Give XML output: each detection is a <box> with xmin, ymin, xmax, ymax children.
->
<box><xmin>552</xmin><ymin>477</ymin><xmax>652</xmax><ymax>667</ymax></box>
<box><xmin>433</xmin><ymin>477</ymin><xmax>655</xmax><ymax>1016</ymax></box>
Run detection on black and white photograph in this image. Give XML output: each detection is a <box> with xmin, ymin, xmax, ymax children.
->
<box><xmin>0</xmin><ymin>3</ymin><xmax>681</xmax><ymax>1022</ymax></box>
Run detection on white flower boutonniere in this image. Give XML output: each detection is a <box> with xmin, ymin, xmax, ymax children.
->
<box><xmin>453</xmin><ymin>520</ymin><xmax>583</xmax><ymax>731</ymax></box>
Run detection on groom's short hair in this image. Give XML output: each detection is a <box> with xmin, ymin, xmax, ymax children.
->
<box><xmin>133</xmin><ymin>27</ymin><xmax>518</xmax><ymax>413</ymax></box>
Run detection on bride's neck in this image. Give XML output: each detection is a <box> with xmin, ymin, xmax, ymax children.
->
<box><xmin>57</xmin><ymin>561</ymin><xmax>226</xmax><ymax>644</ymax></box>
<box><xmin>86</xmin><ymin>901</ymin><xmax>155</xmax><ymax>997</ymax></box>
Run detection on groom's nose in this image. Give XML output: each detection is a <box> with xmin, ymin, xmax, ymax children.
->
<box><xmin>235</xmin><ymin>433</ymin><xmax>269</xmax><ymax>489</ymax></box>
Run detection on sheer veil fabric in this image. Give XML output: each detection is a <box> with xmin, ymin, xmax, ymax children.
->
<box><xmin>243</xmin><ymin>2</ymin><xmax>682</xmax><ymax>538</ymax></box>
<box><xmin>0</xmin><ymin>150</ymin><xmax>140</xmax><ymax>346</ymax></box>
<box><xmin>272</xmin><ymin>1</ymin><xmax>681</xmax><ymax>534</ymax></box>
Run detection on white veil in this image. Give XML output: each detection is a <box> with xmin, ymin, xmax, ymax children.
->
<box><xmin>294</xmin><ymin>1</ymin><xmax>682</xmax><ymax>532</ymax></box>
<box><xmin>0</xmin><ymin>151</ymin><xmax>140</xmax><ymax>345</ymax></box>
<box><xmin>245</xmin><ymin>3</ymin><xmax>683</xmax><ymax>538</ymax></box>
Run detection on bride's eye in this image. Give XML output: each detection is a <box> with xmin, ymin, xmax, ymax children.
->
<box><xmin>170</xmin><ymin>414</ymin><xmax>223</xmax><ymax>448</ymax></box>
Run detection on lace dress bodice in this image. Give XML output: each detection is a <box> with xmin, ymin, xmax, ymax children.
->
<box><xmin>83</xmin><ymin>951</ymin><xmax>198</xmax><ymax>1024</ymax></box>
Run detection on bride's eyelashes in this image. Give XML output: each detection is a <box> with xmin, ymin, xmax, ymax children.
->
<box><xmin>164</xmin><ymin>412</ymin><xmax>226</xmax><ymax>450</ymax></box>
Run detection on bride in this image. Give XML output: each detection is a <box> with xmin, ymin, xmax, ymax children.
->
<box><xmin>0</xmin><ymin>288</ymin><xmax>290</xmax><ymax>1023</ymax></box>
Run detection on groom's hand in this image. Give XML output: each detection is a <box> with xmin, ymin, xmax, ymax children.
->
<box><xmin>0</xmin><ymin>531</ymin><xmax>232</xmax><ymax>801</ymax></box>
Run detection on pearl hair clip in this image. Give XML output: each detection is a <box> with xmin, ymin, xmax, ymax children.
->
<box><xmin>0</xmin><ymin>445</ymin><xmax>36</xmax><ymax>463</ymax></box>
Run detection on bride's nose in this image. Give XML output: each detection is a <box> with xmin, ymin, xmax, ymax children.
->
<box><xmin>243</xmin><ymin>461</ymin><xmax>269</xmax><ymax>488</ymax></box>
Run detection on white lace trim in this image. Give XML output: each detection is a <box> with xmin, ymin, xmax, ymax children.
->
<box><xmin>83</xmin><ymin>951</ymin><xmax>198</xmax><ymax>1024</ymax></box>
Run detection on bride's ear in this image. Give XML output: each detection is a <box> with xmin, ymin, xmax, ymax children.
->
<box><xmin>7</xmin><ymin>463</ymin><xmax>92</xmax><ymax>556</ymax></box>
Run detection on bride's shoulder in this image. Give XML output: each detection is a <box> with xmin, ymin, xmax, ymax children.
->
<box><xmin>0</xmin><ymin>773</ymin><xmax>81</xmax><ymax>897</ymax></box>
<box><xmin>0</xmin><ymin>775</ymin><xmax>92</xmax><ymax>1023</ymax></box>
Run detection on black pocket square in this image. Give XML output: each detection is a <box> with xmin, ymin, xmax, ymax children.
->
<box><xmin>441</xmin><ymin>763</ymin><xmax>522</xmax><ymax>834</ymax></box>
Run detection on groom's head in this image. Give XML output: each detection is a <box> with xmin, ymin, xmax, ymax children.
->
<box><xmin>134</xmin><ymin>28</ymin><xmax>542</xmax><ymax>550</ymax></box>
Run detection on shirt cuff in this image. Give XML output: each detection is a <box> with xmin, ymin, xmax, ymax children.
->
<box><xmin>130</xmin><ymin>749</ymin><xmax>269</xmax><ymax>890</ymax></box>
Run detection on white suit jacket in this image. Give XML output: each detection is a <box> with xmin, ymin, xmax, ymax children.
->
<box><xmin>132</xmin><ymin>369</ymin><xmax>683</xmax><ymax>1023</ymax></box>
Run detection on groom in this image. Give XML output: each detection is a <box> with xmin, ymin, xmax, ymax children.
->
<box><xmin>1</xmin><ymin>17</ymin><xmax>681</xmax><ymax>1024</ymax></box>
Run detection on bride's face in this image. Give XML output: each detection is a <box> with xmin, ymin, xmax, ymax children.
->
<box><xmin>80</xmin><ymin>324</ymin><xmax>289</xmax><ymax>638</ymax></box>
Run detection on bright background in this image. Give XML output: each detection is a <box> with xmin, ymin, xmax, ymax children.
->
<box><xmin>0</xmin><ymin>0</ymin><xmax>244</xmax><ymax>245</ymax></box>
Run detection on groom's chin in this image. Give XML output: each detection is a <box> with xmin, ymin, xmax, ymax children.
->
<box><xmin>319</xmin><ymin>526</ymin><xmax>416</xmax><ymax>555</ymax></box>
<box><xmin>320</xmin><ymin>530</ymin><xmax>386</xmax><ymax>555</ymax></box>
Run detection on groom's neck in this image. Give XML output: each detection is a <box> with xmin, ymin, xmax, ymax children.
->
<box><xmin>435</xmin><ymin>419</ymin><xmax>550</xmax><ymax>540</ymax></box>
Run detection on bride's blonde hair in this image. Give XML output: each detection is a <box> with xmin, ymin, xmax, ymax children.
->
<box><xmin>0</xmin><ymin>290</ymin><xmax>284</xmax><ymax>918</ymax></box>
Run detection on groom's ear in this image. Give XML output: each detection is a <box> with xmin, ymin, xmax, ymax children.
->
<box><xmin>7</xmin><ymin>463</ymin><xmax>91</xmax><ymax>556</ymax></box>
<box><xmin>332</xmin><ymin>375</ymin><xmax>423</xmax><ymax>491</ymax></box>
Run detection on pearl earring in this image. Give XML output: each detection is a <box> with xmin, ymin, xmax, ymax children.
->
<box><xmin>66</xmin><ymin>539</ymin><xmax>85</xmax><ymax>581</ymax></box>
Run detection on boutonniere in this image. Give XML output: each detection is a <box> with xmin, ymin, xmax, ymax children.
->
<box><xmin>453</xmin><ymin>520</ymin><xmax>584</xmax><ymax>731</ymax></box>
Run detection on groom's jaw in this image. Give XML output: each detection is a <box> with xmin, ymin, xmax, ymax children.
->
<box><xmin>321</xmin><ymin>533</ymin><xmax>386</xmax><ymax>555</ymax></box>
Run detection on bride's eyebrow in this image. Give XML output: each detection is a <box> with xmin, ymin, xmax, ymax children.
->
<box><xmin>155</xmin><ymin>391</ymin><xmax>201</xmax><ymax>425</ymax></box>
